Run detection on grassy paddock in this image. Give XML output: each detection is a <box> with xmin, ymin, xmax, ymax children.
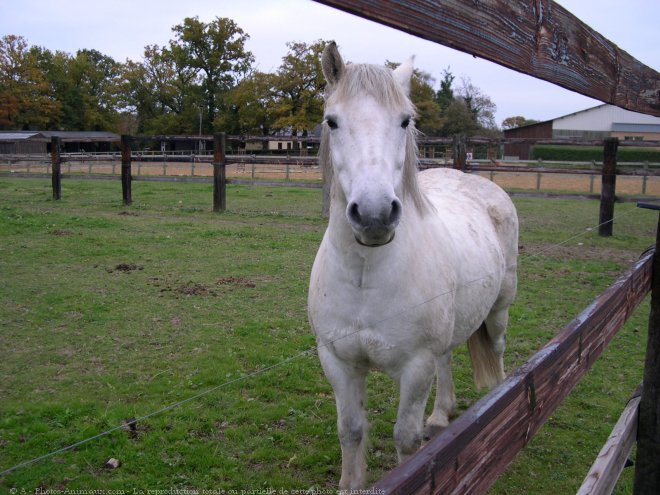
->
<box><xmin>0</xmin><ymin>178</ymin><xmax>657</xmax><ymax>493</ymax></box>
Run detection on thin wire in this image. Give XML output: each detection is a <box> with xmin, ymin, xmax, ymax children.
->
<box><xmin>0</xmin><ymin>350</ymin><xmax>316</xmax><ymax>476</ymax></box>
<box><xmin>519</xmin><ymin>206</ymin><xmax>639</xmax><ymax>260</ymax></box>
<box><xmin>0</xmin><ymin>202</ymin><xmax>646</xmax><ymax>476</ymax></box>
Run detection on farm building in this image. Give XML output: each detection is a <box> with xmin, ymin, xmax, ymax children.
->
<box><xmin>0</xmin><ymin>131</ymin><xmax>48</xmax><ymax>154</ymax></box>
<box><xmin>0</xmin><ymin>131</ymin><xmax>120</xmax><ymax>154</ymax></box>
<box><xmin>40</xmin><ymin>131</ymin><xmax>119</xmax><ymax>153</ymax></box>
<box><xmin>504</xmin><ymin>104</ymin><xmax>660</xmax><ymax>159</ymax></box>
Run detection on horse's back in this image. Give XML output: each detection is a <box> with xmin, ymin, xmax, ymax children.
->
<box><xmin>418</xmin><ymin>168</ymin><xmax>518</xmax><ymax>257</ymax></box>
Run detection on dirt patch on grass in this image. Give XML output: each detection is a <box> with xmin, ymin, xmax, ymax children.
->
<box><xmin>108</xmin><ymin>263</ymin><xmax>144</xmax><ymax>273</ymax></box>
<box><xmin>174</xmin><ymin>282</ymin><xmax>216</xmax><ymax>296</ymax></box>
<box><xmin>218</xmin><ymin>276</ymin><xmax>257</xmax><ymax>288</ymax></box>
<box><xmin>151</xmin><ymin>276</ymin><xmax>258</xmax><ymax>297</ymax></box>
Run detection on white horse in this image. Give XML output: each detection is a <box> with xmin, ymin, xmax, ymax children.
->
<box><xmin>308</xmin><ymin>43</ymin><xmax>518</xmax><ymax>490</ymax></box>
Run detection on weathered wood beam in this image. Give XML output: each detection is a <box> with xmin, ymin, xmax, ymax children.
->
<box><xmin>577</xmin><ymin>386</ymin><xmax>641</xmax><ymax>495</ymax></box>
<box><xmin>373</xmin><ymin>248</ymin><xmax>654</xmax><ymax>494</ymax></box>
<box><xmin>312</xmin><ymin>0</ymin><xmax>660</xmax><ymax>117</ymax></box>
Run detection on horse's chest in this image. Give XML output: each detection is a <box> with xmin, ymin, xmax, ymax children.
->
<box><xmin>311</xmin><ymin>267</ymin><xmax>434</xmax><ymax>370</ymax></box>
<box><xmin>335</xmin><ymin>332</ymin><xmax>402</xmax><ymax>372</ymax></box>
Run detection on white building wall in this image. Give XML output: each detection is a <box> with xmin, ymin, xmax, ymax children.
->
<box><xmin>553</xmin><ymin>104</ymin><xmax>660</xmax><ymax>131</ymax></box>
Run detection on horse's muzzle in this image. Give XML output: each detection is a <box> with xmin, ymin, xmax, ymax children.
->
<box><xmin>354</xmin><ymin>231</ymin><xmax>396</xmax><ymax>247</ymax></box>
<box><xmin>347</xmin><ymin>198</ymin><xmax>401</xmax><ymax>247</ymax></box>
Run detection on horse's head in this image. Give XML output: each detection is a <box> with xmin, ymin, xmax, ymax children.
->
<box><xmin>321</xmin><ymin>42</ymin><xmax>418</xmax><ymax>247</ymax></box>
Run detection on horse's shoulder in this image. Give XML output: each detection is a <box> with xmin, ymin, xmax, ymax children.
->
<box><xmin>417</xmin><ymin>168</ymin><xmax>517</xmax><ymax>229</ymax></box>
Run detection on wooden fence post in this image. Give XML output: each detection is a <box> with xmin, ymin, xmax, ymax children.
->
<box><xmin>634</xmin><ymin>206</ymin><xmax>660</xmax><ymax>495</ymax></box>
<box><xmin>598</xmin><ymin>137</ymin><xmax>618</xmax><ymax>237</ymax></box>
<box><xmin>51</xmin><ymin>136</ymin><xmax>61</xmax><ymax>200</ymax></box>
<box><xmin>213</xmin><ymin>132</ymin><xmax>226</xmax><ymax>212</ymax></box>
<box><xmin>120</xmin><ymin>135</ymin><xmax>132</xmax><ymax>206</ymax></box>
<box><xmin>452</xmin><ymin>134</ymin><xmax>466</xmax><ymax>171</ymax></box>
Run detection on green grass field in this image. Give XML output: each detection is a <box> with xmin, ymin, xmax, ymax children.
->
<box><xmin>0</xmin><ymin>177</ymin><xmax>657</xmax><ymax>493</ymax></box>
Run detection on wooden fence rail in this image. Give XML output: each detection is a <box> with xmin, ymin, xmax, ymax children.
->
<box><xmin>8</xmin><ymin>138</ymin><xmax>660</xmax><ymax>230</ymax></box>
<box><xmin>312</xmin><ymin>0</ymin><xmax>660</xmax><ymax>117</ymax></box>
<box><xmin>577</xmin><ymin>386</ymin><xmax>641</xmax><ymax>495</ymax></box>
<box><xmin>373</xmin><ymin>247</ymin><xmax>654</xmax><ymax>494</ymax></box>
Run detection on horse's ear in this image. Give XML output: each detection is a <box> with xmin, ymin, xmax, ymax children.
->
<box><xmin>393</xmin><ymin>56</ymin><xmax>415</xmax><ymax>95</ymax></box>
<box><xmin>322</xmin><ymin>41</ymin><xmax>345</xmax><ymax>87</ymax></box>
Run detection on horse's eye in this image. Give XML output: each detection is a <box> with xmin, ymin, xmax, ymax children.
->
<box><xmin>401</xmin><ymin>117</ymin><xmax>411</xmax><ymax>129</ymax></box>
<box><xmin>326</xmin><ymin>117</ymin><xmax>338</xmax><ymax>130</ymax></box>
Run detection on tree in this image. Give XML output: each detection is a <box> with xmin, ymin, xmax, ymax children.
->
<box><xmin>64</xmin><ymin>49</ymin><xmax>121</xmax><ymax>130</ymax></box>
<box><xmin>31</xmin><ymin>47</ymin><xmax>74</xmax><ymax>130</ymax></box>
<box><xmin>410</xmin><ymin>68</ymin><xmax>443</xmax><ymax>135</ymax></box>
<box><xmin>169</xmin><ymin>17</ymin><xmax>254</xmax><ymax>132</ymax></box>
<box><xmin>270</xmin><ymin>40</ymin><xmax>329</xmax><ymax>136</ymax></box>
<box><xmin>457</xmin><ymin>76</ymin><xmax>497</xmax><ymax>131</ymax></box>
<box><xmin>441</xmin><ymin>98</ymin><xmax>480</xmax><ymax>136</ymax></box>
<box><xmin>501</xmin><ymin>115</ymin><xmax>540</xmax><ymax>130</ymax></box>
<box><xmin>226</xmin><ymin>71</ymin><xmax>277</xmax><ymax>136</ymax></box>
<box><xmin>435</xmin><ymin>67</ymin><xmax>454</xmax><ymax>112</ymax></box>
<box><xmin>0</xmin><ymin>35</ymin><xmax>60</xmax><ymax>129</ymax></box>
<box><xmin>433</xmin><ymin>71</ymin><xmax>500</xmax><ymax>136</ymax></box>
<box><xmin>119</xmin><ymin>44</ymin><xmax>202</xmax><ymax>134</ymax></box>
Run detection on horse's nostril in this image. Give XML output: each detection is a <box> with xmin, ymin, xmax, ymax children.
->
<box><xmin>348</xmin><ymin>202</ymin><xmax>362</xmax><ymax>224</ymax></box>
<box><xmin>389</xmin><ymin>199</ymin><xmax>402</xmax><ymax>225</ymax></box>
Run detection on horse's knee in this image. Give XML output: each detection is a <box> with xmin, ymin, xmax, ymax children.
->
<box><xmin>486</xmin><ymin>310</ymin><xmax>509</xmax><ymax>353</ymax></box>
<box><xmin>339</xmin><ymin>416</ymin><xmax>367</xmax><ymax>447</ymax></box>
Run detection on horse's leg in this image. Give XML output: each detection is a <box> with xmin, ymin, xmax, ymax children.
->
<box><xmin>483</xmin><ymin>267</ymin><xmax>517</xmax><ymax>384</ymax></box>
<box><xmin>424</xmin><ymin>352</ymin><xmax>456</xmax><ymax>439</ymax></box>
<box><xmin>394</xmin><ymin>355</ymin><xmax>434</xmax><ymax>462</ymax></box>
<box><xmin>484</xmin><ymin>307</ymin><xmax>509</xmax><ymax>382</ymax></box>
<box><xmin>318</xmin><ymin>346</ymin><xmax>369</xmax><ymax>490</ymax></box>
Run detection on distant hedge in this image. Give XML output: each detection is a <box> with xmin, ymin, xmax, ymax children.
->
<box><xmin>532</xmin><ymin>145</ymin><xmax>660</xmax><ymax>162</ymax></box>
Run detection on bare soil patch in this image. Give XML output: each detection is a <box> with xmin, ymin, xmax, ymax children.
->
<box><xmin>108</xmin><ymin>263</ymin><xmax>144</xmax><ymax>273</ymax></box>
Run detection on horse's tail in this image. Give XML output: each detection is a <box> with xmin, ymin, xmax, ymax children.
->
<box><xmin>467</xmin><ymin>323</ymin><xmax>504</xmax><ymax>389</ymax></box>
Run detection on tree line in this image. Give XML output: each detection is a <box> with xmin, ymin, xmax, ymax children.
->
<box><xmin>0</xmin><ymin>16</ymin><xmax>536</xmax><ymax>137</ymax></box>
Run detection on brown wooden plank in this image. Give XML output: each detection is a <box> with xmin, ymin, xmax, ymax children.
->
<box><xmin>50</xmin><ymin>136</ymin><xmax>62</xmax><ymax>200</ymax></box>
<box><xmin>120</xmin><ymin>135</ymin><xmax>132</xmax><ymax>206</ymax></box>
<box><xmin>213</xmin><ymin>132</ymin><xmax>227</xmax><ymax>213</ymax></box>
<box><xmin>599</xmin><ymin>138</ymin><xmax>618</xmax><ymax>237</ymax></box>
<box><xmin>577</xmin><ymin>388</ymin><xmax>641</xmax><ymax>495</ymax></box>
<box><xmin>312</xmin><ymin>0</ymin><xmax>660</xmax><ymax>117</ymax></box>
<box><xmin>373</xmin><ymin>249</ymin><xmax>653</xmax><ymax>494</ymax></box>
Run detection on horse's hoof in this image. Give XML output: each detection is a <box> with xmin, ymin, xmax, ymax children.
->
<box><xmin>423</xmin><ymin>423</ymin><xmax>446</xmax><ymax>442</ymax></box>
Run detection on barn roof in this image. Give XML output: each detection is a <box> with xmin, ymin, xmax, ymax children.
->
<box><xmin>0</xmin><ymin>131</ymin><xmax>48</xmax><ymax>141</ymax></box>
<box><xmin>0</xmin><ymin>131</ymin><xmax>120</xmax><ymax>142</ymax></box>
<box><xmin>39</xmin><ymin>131</ymin><xmax>119</xmax><ymax>142</ymax></box>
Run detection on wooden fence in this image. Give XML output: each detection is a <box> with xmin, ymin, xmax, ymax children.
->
<box><xmin>372</xmin><ymin>246</ymin><xmax>654</xmax><ymax>493</ymax></box>
<box><xmin>25</xmin><ymin>133</ymin><xmax>656</xmax><ymax>239</ymax></box>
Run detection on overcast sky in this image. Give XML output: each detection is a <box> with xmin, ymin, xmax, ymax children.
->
<box><xmin>2</xmin><ymin>0</ymin><xmax>658</xmax><ymax>126</ymax></box>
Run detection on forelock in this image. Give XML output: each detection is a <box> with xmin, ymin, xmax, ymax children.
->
<box><xmin>326</xmin><ymin>63</ymin><xmax>416</xmax><ymax>115</ymax></box>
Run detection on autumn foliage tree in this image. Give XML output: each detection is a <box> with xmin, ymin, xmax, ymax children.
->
<box><xmin>270</xmin><ymin>40</ymin><xmax>328</xmax><ymax>136</ymax></box>
<box><xmin>1</xmin><ymin>20</ymin><xmax>502</xmax><ymax>138</ymax></box>
<box><xmin>0</xmin><ymin>35</ymin><xmax>60</xmax><ymax>129</ymax></box>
